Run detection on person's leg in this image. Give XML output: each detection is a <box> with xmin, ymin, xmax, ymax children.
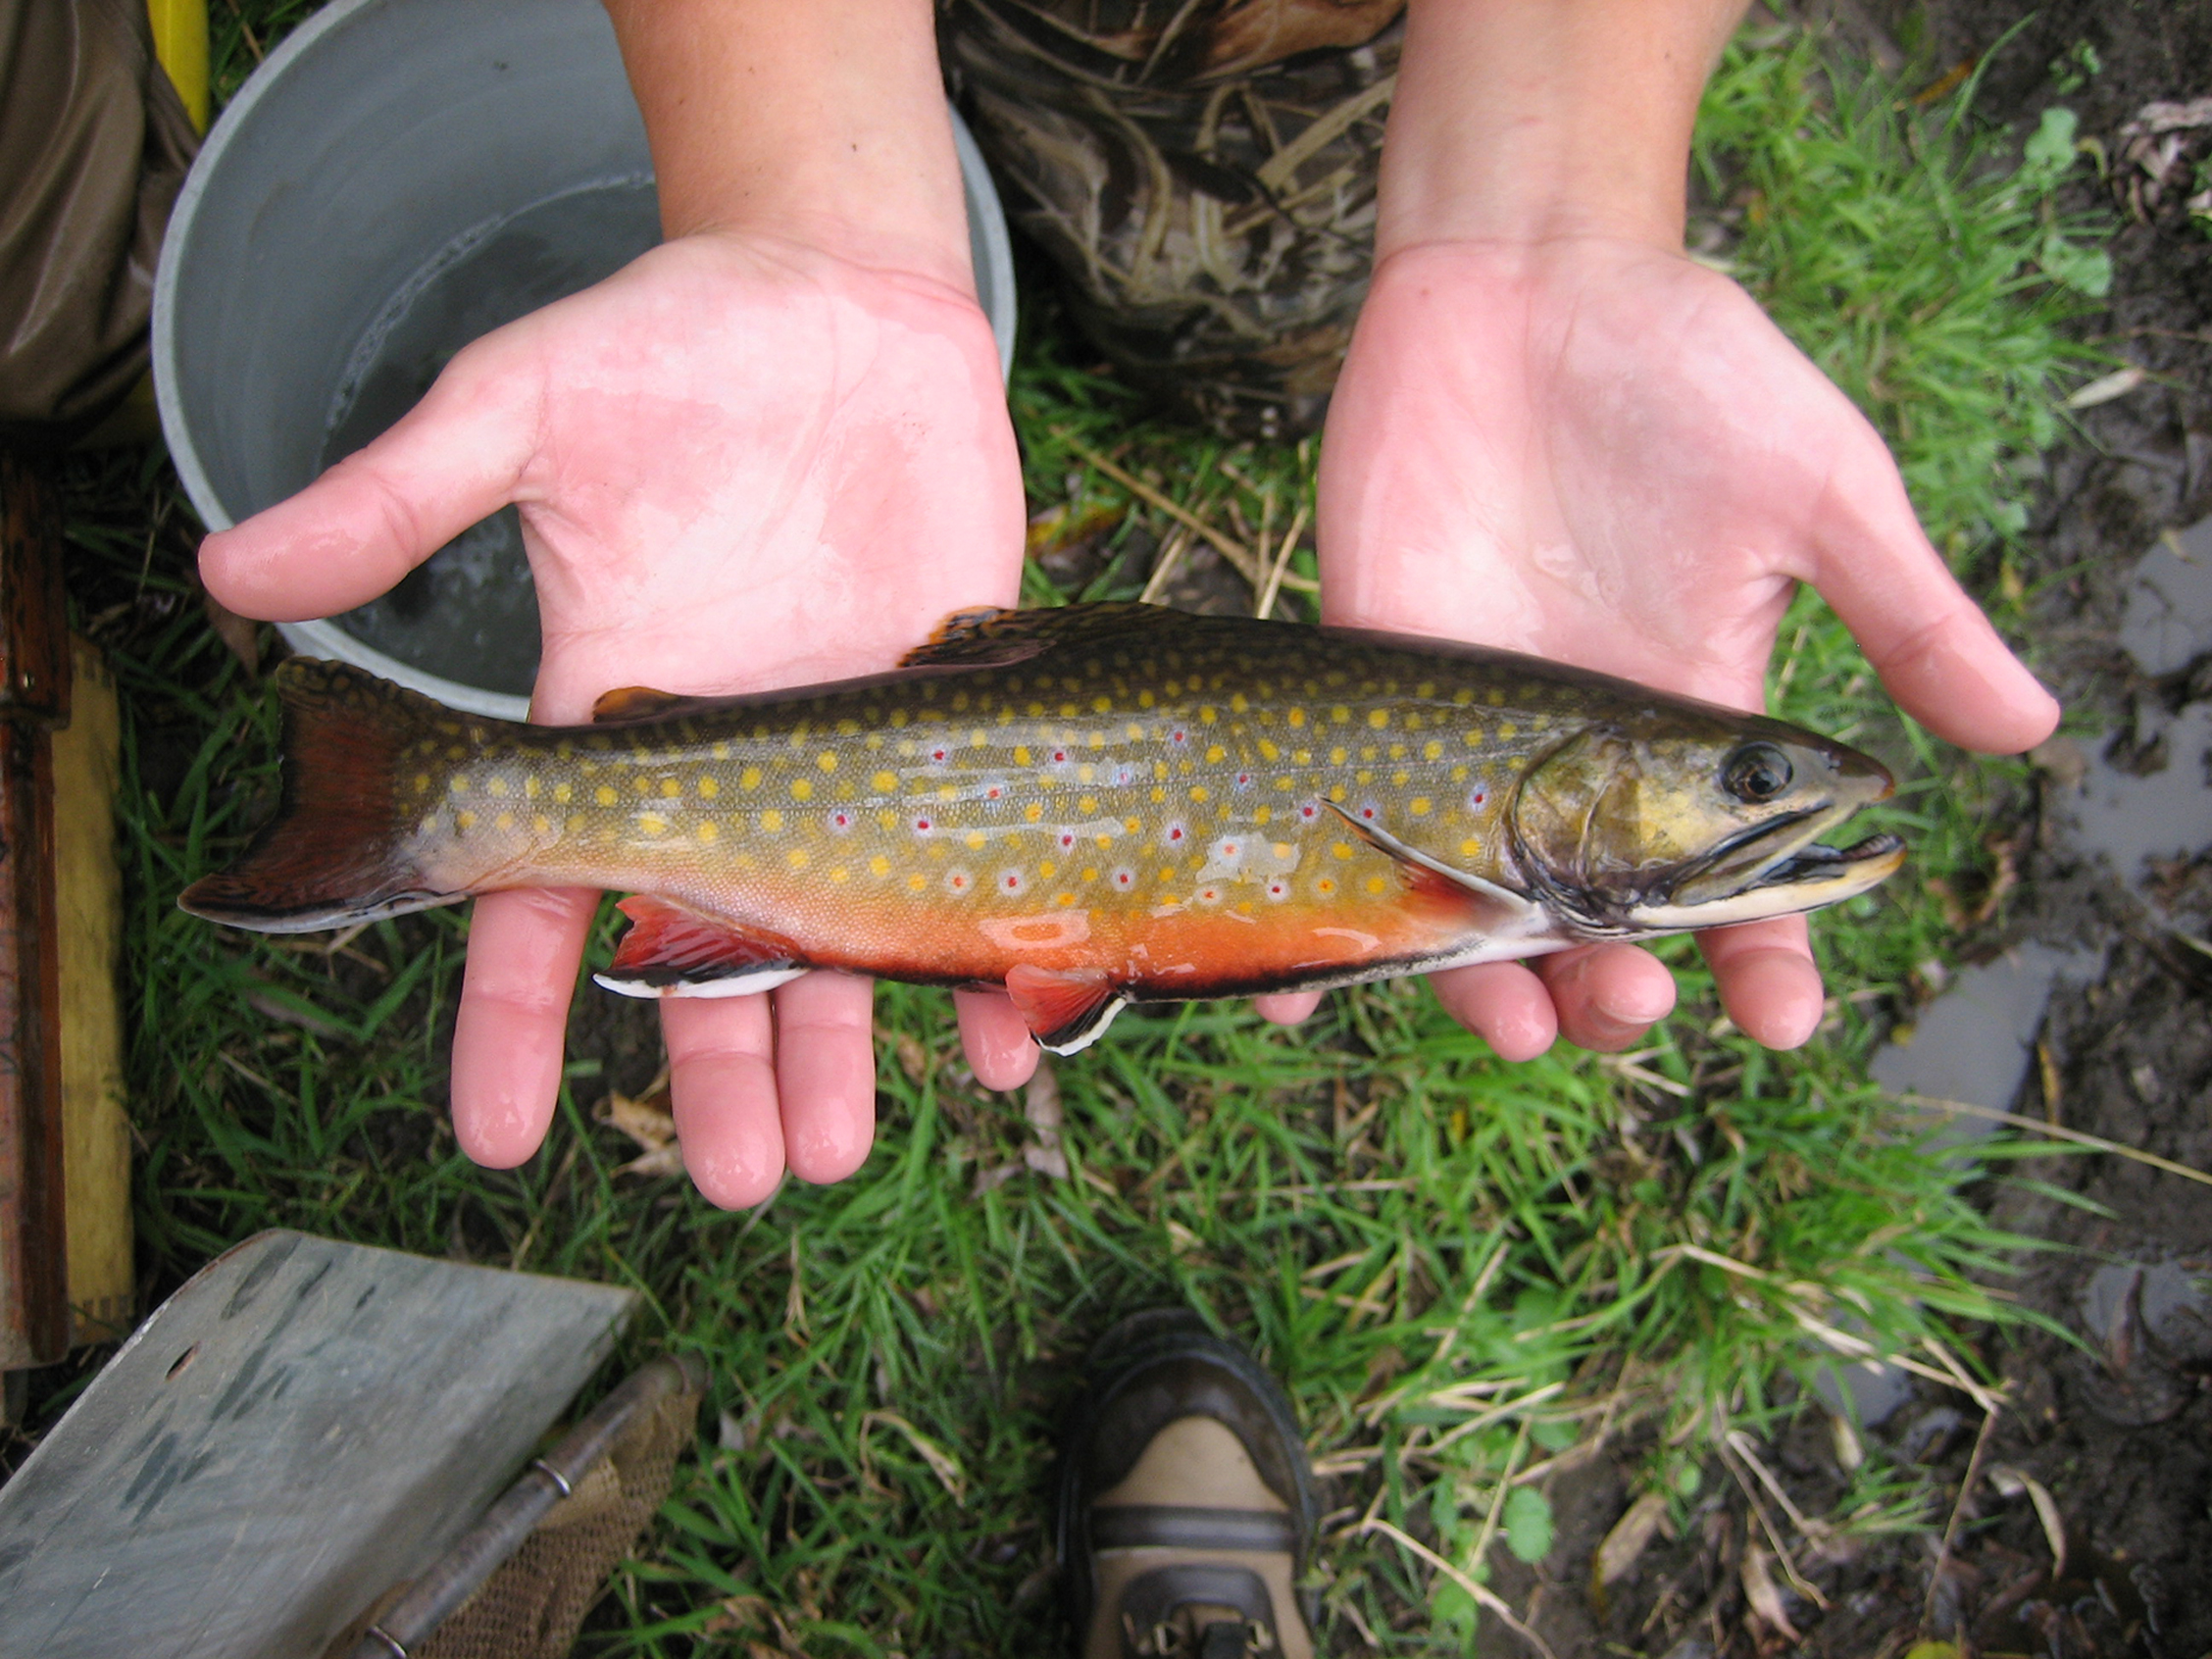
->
<box><xmin>1060</xmin><ymin>1311</ymin><xmax>1318</xmax><ymax>1657</ymax></box>
<box><xmin>941</xmin><ymin>1</ymin><xmax>1402</xmax><ymax>439</ymax></box>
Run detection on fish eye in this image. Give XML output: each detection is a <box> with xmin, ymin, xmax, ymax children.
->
<box><xmin>1722</xmin><ymin>743</ymin><xmax>1793</xmax><ymax>803</ymax></box>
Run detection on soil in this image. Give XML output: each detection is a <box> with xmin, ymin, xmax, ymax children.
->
<box><xmin>1481</xmin><ymin>6</ymin><xmax>2212</xmax><ymax>1654</ymax></box>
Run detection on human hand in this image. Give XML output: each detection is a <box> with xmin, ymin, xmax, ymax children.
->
<box><xmin>200</xmin><ymin>228</ymin><xmax>1031</xmax><ymax>1205</ymax></box>
<box><xmin>1266</xmin><ymin>234</ymin><xmax>2057</xmax><ymax>1057</ymax></box>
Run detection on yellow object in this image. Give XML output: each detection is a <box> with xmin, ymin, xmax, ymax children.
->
<box><xmin>55</xmin><ymin>640</ymin><xmax>131</xmax><ymax>1344</ymax></box>
<box><xmin>145</xmin><ymin>0</ymin><xmax>209</xmax><ymax>133</ymax></box>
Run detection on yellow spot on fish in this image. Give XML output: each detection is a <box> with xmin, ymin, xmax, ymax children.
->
<box><xmin>829</xmin><ymin>866</ymin><xmax>849</xmax><ymax>883</ymax></box>
<box><xmin>712</xmin><ymin>742</ymin><xmax>731</xmax><ymax>760</ymax></box>
<box><xmin>1452</xmin><ymin>765</ymin><xmax>1470</xmax><ymax>782</ymax></box>
<box><xmin>873</xmin><ymin>771</ymin><xmax>896</xmax><ymax>792</ymax></box>
<box><xmin>1081</xmin><ymin>867</ymin><xmax>1097</xmax><ymax>882</ymax></box>
<box><xmin>595</xmin><ymin>785</ymin><xmax>618</xmax><ymax>807</ymax></box>
<box><xmin>1189</xmin><ymin>785</ymin><xmax>1209</xmax><ymax>803</ymax></box>
<box><xmin>1368</xmin><ymin>709</ymin><xmax>1388</xmax><ymax>729</ymax></box>
<box><xmin>761</xmin><ymin>810</ymin><xmax>783</xmax><ymax>831</ymax></box>
<box><xmin>448</xmin><ymin>776</ymin><xmax>468</xmax><ymax>795</ymax></box>
<box><xmin>908</xmin><ymin>873</ymin><xmax>927</xmax><ymax>891</ymax></box>
<box><xmin>1331</xmin><ymin>706</ymin><xmax>1350</xmax><ymax>724</ymax></box>
<box><xmin>1498</xmin><ymin>723</ymin><xmax>1518</xmax><ymax>740</ymax></box>
<box><xmin>1137</xmin><ymin>689</ymin><xmax>1154</xmax><ymax>709</ymax></box>
<box><xmin>494</xmin><ymin>812</ymin><xmax>514</xmax><ymax>831</ymax></box>
<box><xmin>1464</xmin><ymin>728</ymin><xmax>1485</xmax><ymax>746</ymax></box>
<box><xmin>966</xmin><ymin>831</ymin><xmax>986</xmax><ymax>850</ymax></box>
<box><xmin>1425</xmin><ymin>740</ymin><xmax>1443</xmax><ymax>761</ymax></box>
<box><xmin>1092</xmin><ymin>695</ymin><xmax>1112</xmax><ymax>713</ymax></box>
<box><xmin>532</xmin><ymin>814</ymin><xmax>551</xmax><ymax>834</ymax></box>
<box><xmin>1366</xmin><ymin>876</ymin><xmax>1387</xmax><ymax>894</ymax></box>
<box><xmin>1330</xmin><ymin>745</ymin><xmax>1347</xmax><ymax>766</ymax></box>
<box><xmin>741</xmin><ymin>767</ymin><xmax>763</xmax><ymax>790</ymax></box>
<box><xmin>486</xmin><ymin>777</ymin><xmax>508</xmax><ymax>797</ymax></box>
<box><xmin>1056</xmin><ymin>891</ymin><xmax>1076</xmax><ymax>907</ymax></box>
<box><xmin>1231</xmin><ymin>693</ymin><xmax>1248</xmax><ymax>714</ymax></box>
<box><xmin>1259</xmin><ymin>739</ymin><xmax>1280</xmax><ymax>762</ymax></box>
<box><xmin>1158</xmin><ymin>867</ymin><xmax>1177</xmax><ymax>884</ymax></box>
<box><xmin>525</xmin><ymin>776</ymin><xmax>541</xmax><ymax>799</ymax></box>
<box><xmin>1200</xmin><ymin>706</ymin><xmax>1217</xmax><ymax>725</ymax></box>
<box><xmin>1287</xmin><ymin>708</ymin><xmax>1306</xmax><ymax>728</ymax></box>
<box><xmin>1460</xmin><ymin>836</ymin><xmax>1483</xmax><ymax>857</ymax></box>
<box><xmin>787</xmin><ymin>848</ymin><xmax>810</xmax><ymax>870</ymax></box>
<box><xmin>1255</xmin><ymin>805</ymin><xmax>1272</xmax><ymax>826</ymax></box>
<box><xmin>638</xmin><ymin>814</ymin><xmax>667</xmax><ymax>835</ymax></box>
<box><xmin>1205</xmin><ymin>744</ymin><xmax>1225</xmax><ymax>764</ymax></box>
<box><xmin>661</xmin><ymin>779</ymin><xmax>680</xmax><ymax>798</ymax></box>
<box><xmin>1039</xmin><ymin>860</ymin><xmax>1057</xmax><ymax>879</ymax></box>
<box><xmin>553</xmin><ymin>781</ymin><xmax>572</xmax><ymax>804</ymax></box>
<box><xmin>414</xmin><ymin>774</ymin><xmax>430</xmax><ymax>793</ymax></box>
<box><xmin>1410</xmin><ymin>797</ymin><xmax>1433</xmax><ymax>816</ymax></box>
<box><xmin>1014</xmin><ymin>747</ymin><xmax>1031</xmax><ymax>767</ymax></box>
<box><xmin>870</xmin><ymin>855</ymin><xmax>890</xmax><ymax>878</ymax></box>
<box><xmin>792</xmin><ymin>779</ymin><xmax>814</xmax><ymax>802</ymax></box>
<box><xmin>1332</xmin><ymin>842</ymin><xmax>1354</xmax><ymax>861</ymax></box>
<box><xmin>1026</xmin><ymin>802</ymin><xmax>1043</xmax><ymax>823</ymax></box>
<box><xmin>455</xmin><ymin>810</ymin><xmax>478</xmax><ymax>830</ymax></box>
<box><xmin>698</xmin><ymin>822</ymin><xmax>719</xmax><ymax>844</ymax></box>
<box><xmin>1079</xmin><ymin>795</ymin><xmax>1097</xmax><ymax>815</ymax></box>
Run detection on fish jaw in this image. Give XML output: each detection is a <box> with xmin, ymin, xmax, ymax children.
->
<box><xmin>1621</xmin><ymin>822</ymin><xmax>1906</xmax><ymax>931</ymax></box>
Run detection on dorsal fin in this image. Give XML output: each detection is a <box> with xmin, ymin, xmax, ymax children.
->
<box><xmin>898</xmin><ymin>603</ymin><xmax>1183</xmax><ymax>668</ymax></box>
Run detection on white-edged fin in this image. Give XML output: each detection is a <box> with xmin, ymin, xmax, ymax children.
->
<box><xmin>1323</xmin><ymin>802</ymin><xmax>1541</xmax><ymax>922</ymax></box>
<box><xmin>1034</xmin><ymin>994</ymin><xmax>1130</xmax><ymax>1055</ymax></box>
<box><xmin>594</xmin><ymin>965</ymin><xmax>809</xmax><ymax>1001</ymax></box>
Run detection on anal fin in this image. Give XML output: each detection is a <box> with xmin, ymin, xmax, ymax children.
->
<box><xmin>1004</xmin><ymin>964</ymin><xmax>1127</xmax><ymax>1055</ymax></box>
<box><xmin>595</xmin><ymin>894</ymin><xmax>809</xmax><ymax>999</ymax></box>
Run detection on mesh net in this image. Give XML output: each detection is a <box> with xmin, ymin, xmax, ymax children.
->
<box><xmin>416</xmin><ymin>1385</ymin><xmax>700</xmax><ymax>1659</ymax></box>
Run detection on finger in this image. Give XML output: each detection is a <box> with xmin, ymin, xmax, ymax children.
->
<box><xmin>955</xmin><ymin>988</ymin><xmax>1038</xmax><ymax>1091</ymax></box>
<box><xmin>771</xmin><ymin>972</ymin><xmax>880</xmax><ymax>1183</ymax></box>
<box><xmin>450</xmin><ymin>886</ymin><xmax>596</xmax><ymax>1168</ymax></box>
<box><xmin>1253</xmin><ymin>990</ymin><xmax>1323</xmax><ymax>1026</ymax></box>
<box><xmin>1698</xmin><ymin>916</ymin><xmax>1825</xmax><ymax>1050</ymax></box>
<box><xmin>198</xmin><ymin>334</ymin><xmax>540</xmax><ymax>622</ymax></box>
<box><xmin>1427</xmin><ymin>960</ymin><xmax>1559</xmax><ymax>1062</ymax></box>
<box><xmin>1810</xmin><ymin>451</ymin><xmax>2060</xmax><ymax>755</ymax></box>
<box><xmin>1537</xmin><ymin>943</ymin><xmax>1679</xmax><ymax>1053</ymax></box>
<box><xmin>663</xmin><ymin>991</ymin><xmax>786</xmax><ymax>1208</ymax></box>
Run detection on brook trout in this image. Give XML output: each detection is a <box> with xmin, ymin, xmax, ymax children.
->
<box><xmin>181</xmin><ymin>604</ymin><xmax>1903</xmax><ymax>1053</ymax></box>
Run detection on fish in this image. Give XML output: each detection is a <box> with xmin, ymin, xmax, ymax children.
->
<box><xmin>179</xmin><ymin>603</ymin><xmax>1905</xmax><ymax>1054</ymax></box>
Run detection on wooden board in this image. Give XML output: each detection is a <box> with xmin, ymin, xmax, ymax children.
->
<box><xmin>54</xmin><ymin>637</ymin><xmax>129</xmax><ymax>1344</ymax></box>
<box><xmin>0</xmin><ymin>1231</ymin><xmax>637</xmax><ymax>1659</ymax></box>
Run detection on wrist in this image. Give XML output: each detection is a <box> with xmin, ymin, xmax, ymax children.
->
<box><xmin>1377</xmin><ymin>0</ymin><xmax>1745</xmax><ymax>258</ymax></box>
<box><xmin>604</xmin><ymin>0</ymin><xmax>975</xmax><ymax>291</ymax></box>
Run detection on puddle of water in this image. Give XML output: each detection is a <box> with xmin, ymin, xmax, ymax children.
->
<box><xmin>2119</xmin><ymin>514</ymin><xmax>2212</xmax><ymax>676</ymax></box>
<box><xmin>319</xmin><ymin>177</ymin><xmax>662</xmax><ymax>699</ymax></box>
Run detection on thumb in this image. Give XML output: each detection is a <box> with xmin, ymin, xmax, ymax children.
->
<box><xmin>1808</xmin><ymin>446</ymin><xmax>2059</xmax><ymax>755</ymax></box>
<box><xmin>198</xmin><ymin>334</ymin><xmax>542</xmax><ymax>623</ymax></box>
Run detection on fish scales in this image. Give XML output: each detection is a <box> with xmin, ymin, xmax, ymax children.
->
<box><xmin>181</xmin><ymin>605</ymin><xmax>1905</xmax><ymax>1053</ymax></box>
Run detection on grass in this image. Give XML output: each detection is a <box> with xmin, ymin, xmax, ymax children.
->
<box><xmin>16</xmin><ymin>8</ymin><xmax>2116</xmax><ymax>1654</ymax></box>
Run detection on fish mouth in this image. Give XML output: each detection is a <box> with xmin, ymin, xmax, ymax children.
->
<box><xmin>1626</xmin><ymin>808</ymin><xmax>1906</xmax><ymax>930</ymax></box>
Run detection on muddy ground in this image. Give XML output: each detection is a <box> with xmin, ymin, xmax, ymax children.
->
<box><xmin>1478</xmin><ymin>5</ymin><xmax>2212</xmax><ymax>1654</ymax></box>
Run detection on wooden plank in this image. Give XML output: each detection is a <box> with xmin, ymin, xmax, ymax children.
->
<box><xmin>0</xmin><ymin>1231</ymin><xmax>638</xmax><ymax>1659</ymax></box>
<box><xmin>0</xmin><ymin>454</ymin><xmax>73</xmax><ymax>1370</ymax></box>
<box><xmin>56</xmin><ymin>639</ymin><xmax>129</xmax><ymax>1344</ymax></box>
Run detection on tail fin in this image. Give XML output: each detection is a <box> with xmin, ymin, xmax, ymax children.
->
<box><xmin>179</xmin><ymin>660</ymin><xmax>472</xmax><ymax>932</ymax></box>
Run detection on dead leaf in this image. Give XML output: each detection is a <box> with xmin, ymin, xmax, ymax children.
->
<box><xmin>874</xmin><ymin>1022</ymin><xmax>929</xmax><ymax>1083</ymax></box>
<box><xmin>1024</xmin><ymin>1062</ymin><xmax>1070</xmax><ymax>1179</ymax></box>
<box><xmin>2065</xmin><ymin>365</ymin><xmax>2148</xmax><ymax>409</ymax></box>
<box><xmin>1594</xmin><ymin>1490</ymin><xmax>1669</xmax><ymax>1587</ymax></box>
<box><xmin>1741</xmin><ymin>1544</ymin><xmax>1802</xmax><ymax>1641</ymax></box>
<box><xmin>200</xmin><ymin>588</ymin><xmax>261</xmax><ymax>674</ymax></box>
<box><xmin>598</xmin><ymin>1067</ymin><xmax>683</xmax><ymax>1178</ymax></box>
<box><xmin>1988</xmin><ymin>1463</ymin><xmax>2067</xmax><ymax>1580</ymax></box>
<box><xmin>862</xmin><ymin>1408</ymin><xmax>969</xmax><ymax>1503</ymax></box>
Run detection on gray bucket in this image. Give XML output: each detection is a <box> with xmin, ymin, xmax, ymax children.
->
<box><xmin>153</xmin><ymin>0</ymin><xmax>1016</xmax><ymax>721</ymax></box>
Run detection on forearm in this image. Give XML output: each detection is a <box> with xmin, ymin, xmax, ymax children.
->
<box><xmin>603</xmin><ymin>0</ymin><xmax>972</xmax><ymax>289</ymax></box>
<box><xmin>1377</xmin><ymin>0</ymin><xmax>1748</xmax><ymax>255</ymax></box>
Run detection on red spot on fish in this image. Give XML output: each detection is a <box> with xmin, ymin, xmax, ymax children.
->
<box><xmin>1113</xmin><ymin>869</ymin><xmax>1134</xmax><ymax>888</ymax></box>
<box><xmin>1171</xmin><ymin>729</ymin><xmax>1187</xmax><ymax>744</ymax></box>
<box><xmin>1059</xmin><ymin>830</ymin><xmax>1077</xmax><ymax>849</ymax></box>
<box><xmin>986</xmin><ymin>785</ymin><xmax>1002</xmax><ymax>799</ymax></box>
<box><xmin>1221</xmin><ymin>841</ymin><xmax>1239</xmax><ymax>857</ymax></box>
<box><xmin>1167</xmin><ymin>825</ymin><xmax>1184</xmax><ymax>842</ymax></box>
<box><xmin>915</xmin><ymin>817</ymin><xmax>932</xmax><ymax>832</ymax></box>
<box><xmin>930</xmin><ymin>746</ymin><xmax>949</xmax><ymax>763</ymax></box>
<box><xmin>1236</xmin><ymin>773</ymin><xmax>1251</xmax><ymax>786</ymax></box>
<box><xmin>830</xmin><ymin>811</ymin><xmax>852</xmax><ymax>831</ymax></box>
<box><xmin>1267</xmin><ymin>881</ymin><xmax>1286</xmax><ymax>899</ymax></box>
<box><xmin>1359</xmin><ymin>806</ymin><xmax>1378</xmax><ymax>821</ymax></box>
<box><xmin>1051</xmin><ymin>749</ymin><xmax>1069</xmax><ymax>765</ymax></box>
<box><xmin>1299</xmin><ymin>804</ymin><xmax>1319</xmax><ymax>820</ymax></box>
<box><xmin>1002</xmin><ymin>872</ymin><xmax>1023</xmax><ymax>892</ymax></box>
<box><xmin>1470</xmin><ymin>789</ymin><xmax>1487</xmax><ymax>807</ymax></box>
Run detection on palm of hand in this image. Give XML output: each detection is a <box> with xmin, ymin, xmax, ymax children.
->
<box><xmin>201</xmin><ymin>230</ymin><xmax>1028</xmax><ymax>1205</ymax></box>
<box><xmin>1311</xmin><ymin>237</ymin><xmax>2053</xmax><ymax>1055</ymax></box>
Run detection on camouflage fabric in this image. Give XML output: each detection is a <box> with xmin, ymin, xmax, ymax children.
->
<box><xmin>940</xmin><ymin>1</ymin><xmax>1403</xmax><ymax>437</ymax></box>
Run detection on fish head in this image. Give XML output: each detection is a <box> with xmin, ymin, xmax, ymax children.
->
<box><xmin>1508</xmin><ymin>711</ymin><xmax>1904</xmax><ymax>936</ymax></box>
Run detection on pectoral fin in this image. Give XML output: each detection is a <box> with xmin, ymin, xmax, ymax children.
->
<box><xmin>1323</xmin><ymin>802</ymin><xmax>1539</xmax><ymax>926</ymax></box>
<box><xmin>1003</xmin><ymin>964</ymin><xmax>1128</xmax><ymax>1054</ymax></box>
<box><xmin>595</xmin><ymin>895</ymin><xmax>809</xmax><ymax>998</ymax></box>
